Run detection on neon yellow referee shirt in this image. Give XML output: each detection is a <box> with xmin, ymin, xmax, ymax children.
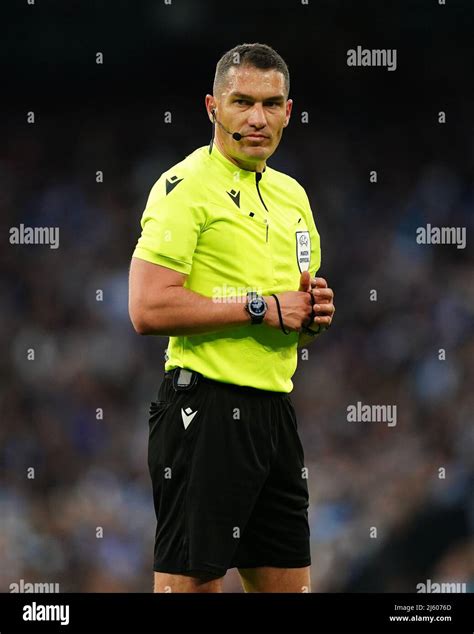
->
<box><xmin>132</xmin><ymin>143</ymin><xmax>321</xmax><ymax>392</ymax></box>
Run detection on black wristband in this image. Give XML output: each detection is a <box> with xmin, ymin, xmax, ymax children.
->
<box><xmin>271</xmin><ymin>294</ymin><xmax>290</xmax><ymax>335</ymax></box>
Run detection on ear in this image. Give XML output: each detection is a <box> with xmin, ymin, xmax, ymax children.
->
<box><xmin>284</xmin><ymin>98</ymin><xmax>293</xmax><ymax>127</ymax></box>
<box><xmin>205</xmin><ymin>94</ymin><xmax>216</xmax><ymax>122</ymax></box>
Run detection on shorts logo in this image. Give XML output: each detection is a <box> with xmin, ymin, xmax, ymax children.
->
<box><xmin>296</xmin><ymin>231</ymin><xmax>311</xmax><ymax>272</ymax></box>
<box><xmin>181</xmin><ymin>407</ymin><xmax>198</xmax><ymax>429</ymax></box>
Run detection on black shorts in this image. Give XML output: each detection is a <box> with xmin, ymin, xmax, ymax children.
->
<box><xmin>147</xmin><ymin>368</ymin><xmax>311</xmax><ymax>578</ymax></box>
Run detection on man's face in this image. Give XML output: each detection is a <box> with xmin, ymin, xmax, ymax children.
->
<box><xmin>206</xmin><ymin>65</ymin><xmax>292</xmax><ymax>170</ymax></box>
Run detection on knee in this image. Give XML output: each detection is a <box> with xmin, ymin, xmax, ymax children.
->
<box><xmin>153</xmin><ymin>571</ymin><xmax>223</xmax><ymax>593</ymax></box>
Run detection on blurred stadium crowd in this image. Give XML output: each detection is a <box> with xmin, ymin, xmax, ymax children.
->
<box><xmin>1</xmin><ymin>103</ymin><xmax>472</xmax><ymax>592</ymax></box>
<box><xmin>1</xmin><ymin>0</ymin><xmax>473</xmax><ymax>594</ymax></box>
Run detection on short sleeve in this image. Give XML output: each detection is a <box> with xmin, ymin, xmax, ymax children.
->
<box><xmin>132</xmin><ymin>173</ymin><xmax>207</xmax><ymax>275</ymax></box>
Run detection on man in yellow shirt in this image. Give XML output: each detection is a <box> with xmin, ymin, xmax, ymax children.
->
<box><xmin>129</xmin><ymin>42</ymin><xmax>335</xmax><ymax>593</ymax></box>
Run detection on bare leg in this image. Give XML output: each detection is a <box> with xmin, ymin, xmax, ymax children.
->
<box><xmin>153</xmin><ymin>572</ymin><xmax>224</xmax><ymax>593</ymax></box>
<box><xmin>238</xmin><ymin>566</ymin><xmax>311</xmax><ymax>593</ymax></box>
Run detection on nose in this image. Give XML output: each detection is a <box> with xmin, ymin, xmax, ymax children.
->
<box><xmin>247</xmin><ymin>103</ymin><xmax>267</xmax><ymax>130</ymax></box>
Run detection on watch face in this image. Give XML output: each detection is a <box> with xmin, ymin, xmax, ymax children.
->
<box><xmin>249</xmin><ymin>298</ymin><xmax>265</xmax><ymax>316</ymax></box>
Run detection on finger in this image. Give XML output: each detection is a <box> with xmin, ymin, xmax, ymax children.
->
<box><xmin>312</xmin><ymin>277</ymin><xmax>328</xmax><ymax>289</ymax></box>
<box><xmin>313</xmin><ymin>303</ymin><xmax>335</xmax><ymax>316</ymax></box>
<box><xmin>313</xmin><ymin>315</ymin><xmax>333</xmax><ymax>325</ymax></box>
<box><xmin>312</xmin><ymin>288</ymin><xmax>334</xmax><ymax>302</ymax></box>
<box><xmin>299</xmin><ymin>270</ymin><xmax>311</xmax><ymax>292</ymax></box>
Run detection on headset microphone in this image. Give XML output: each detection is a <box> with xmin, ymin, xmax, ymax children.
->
<box><xmin>211</xmin><ymin>109</ymin><xmax>242</xmax><ymax>141</ymax></box>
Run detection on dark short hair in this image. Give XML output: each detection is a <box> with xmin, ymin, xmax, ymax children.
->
<box><xmin>213</xmin><ymin>43</ymin><xmax>290</xmax><ymax>98</ymax></box>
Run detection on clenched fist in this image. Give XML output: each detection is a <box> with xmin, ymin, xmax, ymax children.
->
<box><xmin>264</xmin><ymin>271</ymin><xmax>335</xmax><ymax>333</ymax></box>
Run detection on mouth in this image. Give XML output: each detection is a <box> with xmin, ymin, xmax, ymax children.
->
<box><xmin>246</xmin><ymin>134</ymin><xmax>268</xmax><ymax>141</ymax></box>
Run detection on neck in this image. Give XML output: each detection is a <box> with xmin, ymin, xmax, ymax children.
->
<box><xmin>215</xmin><ymin>135</ymin><xmax>265</xmax><ymax>173</ymax></box>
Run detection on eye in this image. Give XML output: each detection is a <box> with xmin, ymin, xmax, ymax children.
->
<box><xmin>235</xmin><ymin>99</ymin><xmax>251</xmax><ymax>105</ymax></box>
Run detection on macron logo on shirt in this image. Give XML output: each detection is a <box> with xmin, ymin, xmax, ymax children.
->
<box><xmin>226</xmin><ymin>189</ymin><xmax>240</xmax><ymax>208</ymax></box>
<box><xmin>166</xmin><ymin>175</ymin><xmax>184</xmax><ymax>195</ymax></box>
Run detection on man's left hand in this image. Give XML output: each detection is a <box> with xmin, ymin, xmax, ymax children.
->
<box><xmin>308</xmin><ymin>276</ymin><xmax>335</xmax><ymax>330</ymax></box>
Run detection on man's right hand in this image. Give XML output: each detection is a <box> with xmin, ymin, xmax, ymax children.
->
<box><xmin>263</xmin><ymin>271</ymin><xmax>313</xmax><ymax>332</ymax></box>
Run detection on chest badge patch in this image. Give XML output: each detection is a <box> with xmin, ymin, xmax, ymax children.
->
<box><xmin>296</xmin><ymin>231</ymin><xmax>311</xmax><ymax>272</ymax></box>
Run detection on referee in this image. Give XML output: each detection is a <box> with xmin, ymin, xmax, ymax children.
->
<box><xmin>129</xmin><ymin>43</ymin><xmax>335</xmax><ymax>593</ymax></box>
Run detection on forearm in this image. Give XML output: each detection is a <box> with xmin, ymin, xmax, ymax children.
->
<box><xmin>137</xmin><ymin>286</ymin><xmax>254</xmax><ymax>336</ymax></box>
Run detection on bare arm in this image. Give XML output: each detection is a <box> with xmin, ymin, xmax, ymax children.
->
<box><xmin>128</xmin><ymin>257</ymin><xmax>255</xmax><ymax>336</ymax></box>
<box><xmin>128</xmin><ymin>257</ymin><xmax>314</xmax><ymax>337</ymax></box>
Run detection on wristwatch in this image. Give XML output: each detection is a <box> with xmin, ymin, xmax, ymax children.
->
<box><xmin>245</xmin><ymin>292</ymin><xmax>268</xmax><ymax>325</ymax></box>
